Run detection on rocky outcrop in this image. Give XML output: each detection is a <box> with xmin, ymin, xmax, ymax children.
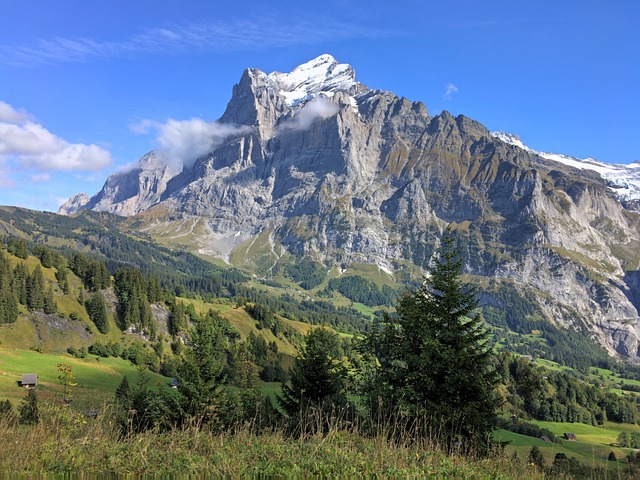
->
<box><xmin>60</xmin><ymin>54</ymin><xmax>640</xmax><ymax>361</ymax></box>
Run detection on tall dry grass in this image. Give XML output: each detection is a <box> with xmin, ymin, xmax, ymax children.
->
<box><xmin>0</xmin><ymin>400</ymin><xmax>551</xmax><ymax>477</ymax></box>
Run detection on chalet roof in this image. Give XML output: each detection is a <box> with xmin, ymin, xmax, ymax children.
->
<box><xmin>22</xmin><ymin>373</ymin><xmax>37</xmax><ymax>385</ymax></box>
<box><xmin>564</xmin><ymin>432</ymin><xmax>576</xmax><ymax>439</ymax></box>
<box><xmin>171</xmin><ymin>378</ymin><xmax>179</xmax><ymax>387</ymax></box>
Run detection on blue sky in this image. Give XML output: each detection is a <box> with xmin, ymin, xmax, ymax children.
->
<box><xmin>0</xmin><ymin>0</ymin><xmax>638</xmax><ymax>211</ymax></box>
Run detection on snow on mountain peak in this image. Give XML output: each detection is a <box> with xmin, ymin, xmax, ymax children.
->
<box><xmin>491</xmin><ymin>131</ymin><xmax>640</xmax><ymax>203</ymax></box>
<box><xmin>267</xmin><ymin>54</ymin><xmax>359</xmax><ymax>106</ymax></box>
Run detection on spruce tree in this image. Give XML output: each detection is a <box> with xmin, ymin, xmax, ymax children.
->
<box><xmin>367</xmin><ymin>227</ymin><xmax>499</xmax><ymax>448</ymax></box>
<box><xmin>278</xmin><ymin>328</ymin><xmax>347</xmax><ymax>416</ymax></box>
<box><xmin>19</xmin><ymin>389</ymin><xmax>39</xmax><ymax>425</ymax></box>
<box><xmin>86</xmin><ymin>292</ymin><xmax>109</xmax><ymax>333</ymax></box>
<box><xmin>27</xmin><ymin>265</ymin><xmax>45</xmax><ymax>311</ymax></box>
<box><xmin>177</xmin><ymin>310</ymin><xmax>229</xmax><ymax>419</ymax></box>
<box><xmin>43</xmin><ymin>285</ymin><xmax>57</xmax><ymax>314</ymax></box>
<box><xmin>0</xmin><ymin>254</ymin><xmax>18</xmax><ymax>324</ymax></box>
<box><xmin>12</xmin><ymin>263</ymin><xmax>28</xmax><ymax>305</ymax></box>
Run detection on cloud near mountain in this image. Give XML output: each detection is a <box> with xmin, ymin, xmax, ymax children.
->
<box><xmin>131</xmin><ymin>117</ymin><xmax>251</xmax><ymax>172</ymax></box>
<box><xmin>277</xmin><ymin>97</ymin><xmax>339</xmax><ymax>132</ymax></box>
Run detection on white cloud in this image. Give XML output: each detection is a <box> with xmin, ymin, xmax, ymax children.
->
<box><xmin>0</xmin><ymin>101</ymin><xmax>112</xmax><ymax>173</ymax></box>
<box><xmin>131</xmin><ymin>117</ymin><xmax>251</xmax><ymax>171</ymax></box>
<box><xmin>0</xmin><ymin>101</ymin><xmax>30</xmax><ymax>123</ymax></box>
<box><xmin>278</xmin><ymin>97</ymin><xmax>339</xmax><ymax>132</ymax></box>
<box><xmin>443</xmin><ymin>83</ymin><xmax>459</xmax><ymax>101</ymax></box>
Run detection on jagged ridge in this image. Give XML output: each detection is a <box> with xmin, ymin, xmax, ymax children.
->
<box><xmin>59</xmin><ymin>55</ymin><xmax>640</xmax><ymax>362</ymax></box>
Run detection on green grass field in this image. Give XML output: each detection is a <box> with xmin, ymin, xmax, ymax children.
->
<box><xmin>498</xmin><ymin>419</ymin><xmax>640</xmax><ymax>469</ymax></box>
<box><xmin>0</xmin><ymin>347</ymin><xmax>168</xmax><ymax>407</ymax></box>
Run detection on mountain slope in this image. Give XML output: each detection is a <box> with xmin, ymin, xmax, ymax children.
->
<box><xmin>59</xmin><ymin>54</ymin><xmax>640</xmax><ymax>361</ymax></box>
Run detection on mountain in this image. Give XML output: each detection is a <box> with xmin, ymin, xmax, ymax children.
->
<box><xmin>492</xmin><ymin>131</ymin><xmax>640</xmax><ymax>210</ymax></box>
<box><xmin>60</xmin><ymin>54</ymin><xmax>640</xmax><ymax>361</ymax></box>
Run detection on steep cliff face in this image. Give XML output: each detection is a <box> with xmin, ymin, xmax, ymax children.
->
<box><xmin>59</xmin><ymin>152</ymin><xmax>174</xmax><ymax>216</ymax></box>
<box><xmin>60</xmin><ymin>54</ymin><xmax>640</xmax><ymax>361</ymax></box>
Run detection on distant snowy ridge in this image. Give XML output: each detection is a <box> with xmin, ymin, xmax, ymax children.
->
<box><xmin>492</xmin><ymin>131</ymin><xmax>640</xmax><ymax>203</ymax></box>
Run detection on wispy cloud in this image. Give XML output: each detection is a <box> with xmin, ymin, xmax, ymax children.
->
<box><xmin>0</xmin><ymin>101</ymin><xmax>112</xmax><ymax>181</ymax></box>
<box><xmin>30</xmin><ymin>173</ymin><xmax>50</xmax><ymax>183</ymax></box>
<box><xmin>0</xmin><ymin>19</ymin><xmax>394</xmax><ymax>67</ymax></box>
<box><xmin>130</xmin><ymin>117</ymin><xmax>251</xmax><ymax>172</ymax></box>
<box><xmin>443</xmin><ymin>83</ymin><xmax>459</xmax><ymax>101</ymax></box>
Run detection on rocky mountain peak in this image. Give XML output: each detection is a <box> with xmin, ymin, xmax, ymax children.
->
<box><xmin>219</xmin><ymin>54</ymin><xmax>366</xmax><ymax>132</ymax></box>
<box><xmin>265</xmin><ymin>54</ymin><xmax>362</xmax><ymax>106</ymax></box>
<box><xmin>58</xmin><ymin>192</ymin><xmax>90</xmax><ymax>215</ymax></box>
<box><xmin>57</xmin><ymin>55</ymin><xmax>640</xmax><ymax>361</ymax></box>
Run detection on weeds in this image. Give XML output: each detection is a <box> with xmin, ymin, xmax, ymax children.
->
<box><xmin>0</xmin><ymin>400</ymin><xmax>547</xmax><ymax>477</ymax></box>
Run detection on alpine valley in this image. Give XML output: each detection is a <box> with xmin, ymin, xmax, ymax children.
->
<box><xmin>59</xmin><ymin>54</ymin><xmax>640</xmax><ymax>362</ymax></box>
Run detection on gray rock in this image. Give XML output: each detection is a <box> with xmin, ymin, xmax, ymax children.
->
<box><xmin>60</xmin><ymin>54</ymin><xmax>640</xmax><ymax>361</ymax></box>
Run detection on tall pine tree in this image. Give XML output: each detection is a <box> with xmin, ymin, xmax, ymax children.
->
<box><xmin>367</xmin><ymin>228</ymin><xmax>499</xmax><ymax>449</ymax></box>
<box><xmin>27</xmin><ymin>265</ymin><xmax>45</xmax><ymax>311</ymax></box>
<box><xmin>278</xmin><ymin>328</ymin><xmax>347</xmax><ymax>416</ymax></box>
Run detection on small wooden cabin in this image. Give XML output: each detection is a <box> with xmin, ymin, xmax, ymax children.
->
<box><xmin>21</xmin><ymin>373</ymin><xmax>37</xmax><ymax>388</ymax></box>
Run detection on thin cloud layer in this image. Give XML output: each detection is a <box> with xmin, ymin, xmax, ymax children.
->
<box><xmin>131</xmin><ymin>117</ymin><xmax>251</xmax><ymax>171</ymax></box>
<box><xmin>278</xmin><ymin>97</ymin><xmax>339</xmax><ymax>132</ymax></box>
<box><xmin>0</xmin><ymin>19</ymin><xmax>394</xmax><ymax>67</ymax></box>
<box><xmin>0</xmin><ymin>101</ymin><xmax>112</xmax><ymax>184</ymax></box>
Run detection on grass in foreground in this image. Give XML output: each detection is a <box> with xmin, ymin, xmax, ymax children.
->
<box><xmin>0</xmin><ymin>407</ymin><xmax>544</xmax><ymax>478</ymax></box>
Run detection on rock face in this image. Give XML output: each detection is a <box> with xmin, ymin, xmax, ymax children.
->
<box><xmin>61</xmin><ymin>54</ymin><xmax>640</xmax><ymax>361</ymax></box>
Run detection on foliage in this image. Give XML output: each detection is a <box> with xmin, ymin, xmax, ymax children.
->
<box><xmin>366</xmin><ymin>228</ymin><xmax>500</xmax><ymax>449</ymax></box>
<box><xmin>19</xmin><ymin>389</ymin><xmax>39</xmax><ymax>425</ymax></box>
<box><xmin>500</xmin><ymin>353</ymin><xmax>637</xmax><ymax>424</ymax></box>
<box><xmin>57</xmin><ymin>363</ymin><xmax>77</xmax><ymax>405</ymax></box>
<box><xmin>114</xmin><ymin>370</ymin><xmax>184</xmax><ymax>434</ymax></box>
<box><xmin>278</xmin><ymin>328</ymin><xmax>348</xmax><ymax>417</ymax></box>
<box><xmin>326</xmin><ymin>275</ymin><xmax>397</xmax><ymax>307</ymax></box>
<box><xmin>114</xmin><ymin>267</ymin><xmax>155</xmax><ymax>336</ymax></box>
<box><xmin>6</xmin><ymin>237</ymin><xmax>28</xmax><ymax>259</ymax></box>
<box><xmin>70</xmin><ymin>252</ymin><xmax>110</xmax><ymax>292</ymax></box>
<box><xmin>483</xmin><ymin>281</ymin><xmax>613</xmax><ymax>371</ymax></box>
<box><xmin>177</xmin><ymin>310</ymin><xmax>236</xmax><ymax>420</ymax></box>
<box><xmin>284</xmin><ymin>258</ymin><xmax>326</xmax><ymax>290</ymax></box>
<box><xmin>528</xmin><ymin>445</ymin><xmax>544</xmax><ymax>469</ymax></box>
<box><xmin>85</xmin><ymin>292</ymin><xmax>109</xmax><ymax>333</ymax></box>
<box><xmin>0</xmin><ymin>253</ymin><xmax>18</xmax><ymax>324</ymax></box>
<box><xmin>26</xmin><ymin>265</ymin><xmax>45</xmax><ymax>311</ymax></box>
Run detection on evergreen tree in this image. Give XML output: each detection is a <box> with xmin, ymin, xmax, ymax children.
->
<box><xmin>7</xmin><ymin>238</ymin><xmax>28</xmax><ymax>259</ymax></box>
<box><xmin>529</xmin><ymin>445</ymin><xmax>545</xmax><ymax>469</ymax></box>
<box><xmin>19</xmin><ymin>389</ymin><xmax>39</xmax><ymax>425</ymax></box>
<box><xmin>40</xmin><ymin>247</ymin><xmax>53</xmax><ymax>268</ymax></box>
<box><xmin>0</xmin><ymin>254</ymin><xmax>18</xmax><ymax>324</ymax></box>
<box><xmin>26</xmin><ymin>265</ymin><xmax>45</xmax><ymax>311</ymax></box>
<box><xmin>86</xmin><ymin>292</ymin><xmax>109</xmax><ymax>333</ymax></box>
<box><xmin>115</xmin><ymin>375</ymin><xmax>132</xmax><ymax>408</ymax></box>
<box><xmin>278</xmin><ymin>328</ymin><xmax>347</xmax><ymax>416</ymax></box>
<box><xmin>12</xmin><ymin>263</ymin><xmax>28</xmax><ymax>305</ymax></box>
<box><xmin>43</xmin><ymin>285</ymin><xmax>57</xmax><ymax>314</ymax></box>
<box><xmin>55</xmin><ymin>266</ymin><xmax>70</xmax><ymax>294</ymax></box>
<box><xmin>177</xmin><ymin>310</ymin><xmax>231</xmax><ymax>420</ymax></box>
<box><xmin>366</xmin><ymin>228</ymin><xmax>499</xmax><ymax>448</ymax></box>
<box><xmin>169</xmin><ymin>301</ymin><xmax>187</xmax><ymax>337</ymax></box>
